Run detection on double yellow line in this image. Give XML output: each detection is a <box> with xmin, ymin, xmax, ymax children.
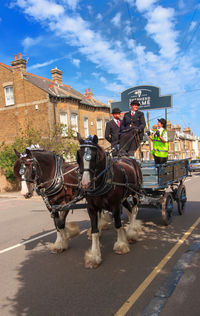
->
<box><xmin>115</xmin><ymin>217</ymin><xmax>200</xmax><ymax>316</ymax></box>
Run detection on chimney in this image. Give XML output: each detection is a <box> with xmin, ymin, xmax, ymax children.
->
<box><xmin>108</xmin><ymin>99</ymin><xmax>114</xmax><ymax>108</ymax></box>
<box><xmin>84</xmin><ymin>88</ymin><xmax>93</xmax><ymax>99</ymax></box>
<box><xmin>172</xmin><ymin>124</ymin><xmax>181</xmax><ymax>132</ymax></box>
<box><xmin>183</xmin><ymin>127</ymin><xmax>191</xmax><ymax>135</ymax></box>
<box><xmin>166</xmin><ymin>120</ymin><xmax>171</xmax><ymax>130</ymax></box>
<box><xmin>50</xmin><ymin>68</ymin><xmax>63</xmax><ymax>84</ymax></box>
<box><xmin>10</xmin><ymin>53</ymin><xmax>27</xmax><ymax>73</ymax></box>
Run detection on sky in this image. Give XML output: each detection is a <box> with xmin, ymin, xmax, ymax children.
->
<box><xmin>1</xmin><ymin>0</ymin><xmax>200</xmax><ymax>136</ymax></box>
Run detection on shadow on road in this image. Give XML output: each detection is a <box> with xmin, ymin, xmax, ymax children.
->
<box><xmin>2</xmin><ymin>201</ymin><xmax>200</xmax><ymax>316</ymax></box>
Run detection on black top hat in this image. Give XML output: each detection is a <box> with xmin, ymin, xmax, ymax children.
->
<box><xmin>112</xmin><ymin>107</ymin><xmax>121</xmax><ymax>114</ymax></box>
<box><xmin>158</xmin><ymin>118</ymin><xmax>167</xmax><ymax>128</ymax></box>
<box><xmin>130</xmin><ymin>100</ymin><xmax>140</xmax><ymax>106</ymax></box>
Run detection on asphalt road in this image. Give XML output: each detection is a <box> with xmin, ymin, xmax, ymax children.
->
<box><xmin>0</xmin><ymin>173</ymin><xmax>200</xmax><ymax>316</ymax></box>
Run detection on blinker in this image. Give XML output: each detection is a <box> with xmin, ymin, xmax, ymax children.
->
<box><xmin>84</xmin><ymin>148</ymin><xmax>92</xmax><ymax>161</ymax></box>
<box><xmin>19</xmin><ymin>163</ymin><xmax>25</xmax><ymax>175</ymax></box>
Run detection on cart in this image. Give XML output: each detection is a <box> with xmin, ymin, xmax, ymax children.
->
<box><xmin>138</xmin><ymin>159</ymin><xmax>188</xmax><ymax>225</ymax></box>
<box><xmin>51</xmin><ymin>159</ymin><xmax>188</xmax><ymax>226</ymax></box>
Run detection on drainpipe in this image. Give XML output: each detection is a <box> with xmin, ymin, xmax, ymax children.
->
<box><xmin>53</xmin><ymin>99</ymin><xmax>57</xmax><ymax>125</ymax></box>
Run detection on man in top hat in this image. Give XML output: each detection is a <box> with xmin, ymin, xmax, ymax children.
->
<box><xmin>148</xmin><ymin>118</ymin><xmax>169</xmax><ymax>164</ymax></box>
<box><xmin>119</xmin><ymin>100</ymin><xmax>146</xmax><ymax>156</ymax></box>
<box><xmin>105</xmin><ymin>107</ymin><xmax>121</xmax><ymax>155</ymax></box>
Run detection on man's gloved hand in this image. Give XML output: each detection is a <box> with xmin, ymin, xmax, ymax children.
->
<box><xmin>146</xmin><ymin>130</ymin><xmax>151</xmax><ymax>136</ymax></box>
<box><xmin>154</xmin><ymin>130</ymin><xmax>160</xmax><ymax>137</ymax></box>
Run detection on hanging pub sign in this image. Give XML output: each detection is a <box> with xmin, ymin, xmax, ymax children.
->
<box><xmin>111</xmin><ymin>85</ymin><xmax>172</xmax><ymax>112</ymax></box>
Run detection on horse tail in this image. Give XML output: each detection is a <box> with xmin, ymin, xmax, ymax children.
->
<box><xmin>128</xmin><ymin>159</ymin><xmax>143</xmax><ymax>189</ymax></box>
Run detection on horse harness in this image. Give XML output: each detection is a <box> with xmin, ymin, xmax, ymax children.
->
<box><xmin>20</xmin><ymin>152</ymin><xmax>75</xmax><ymax>198</ymax></box>
<box><xmin>79</xmin><ymin>142</ymin><xmax>113</xmax><ymax>197</ymax></box>
<box><xmin>79</xmin><ymin>143</ymin><xmax>139</xmax><ymax>200</ymax></box>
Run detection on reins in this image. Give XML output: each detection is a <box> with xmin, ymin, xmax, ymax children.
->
<box><xmin>38</xmin><ymin>166</ymin><xmax>79</xmax><ymax>187</ymax></box>
<box><xmin>116</xmin><ymin>131</ymin><xmax>139</xmax><ymax>155</ymax></box>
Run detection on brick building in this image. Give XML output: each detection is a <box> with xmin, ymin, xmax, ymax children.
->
<box><xmin>137</xmin><ymin>120</ymin><xmax>200</xmax><ymax>160</ymax></box>
<box><xmin>0</xmin><ymin>53</ymin><xmax>110</xmax><ymax>146</ymax></box>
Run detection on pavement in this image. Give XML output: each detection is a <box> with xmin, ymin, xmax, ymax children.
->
<box><xmin>141</xmin><ymin>238</ymin><xmax>200</xmax><ymax>316</ymax></box>
<box><xmin>0</xmin><ymin>190</ymin><xmax>40</xmax><ymax>199</ymax></box>
<box><xmin>160</xmin><ymin>247</ymin><xmax>200</xmax><ymax>316</ymax></box>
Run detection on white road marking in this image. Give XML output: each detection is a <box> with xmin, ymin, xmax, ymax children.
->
<box><xmin>0</xmin><ymin>228</ymin><xmax>88</xmax><ymax>255</ymax></box>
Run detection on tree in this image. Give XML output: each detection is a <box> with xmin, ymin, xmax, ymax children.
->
<box><xmin>0</xmin><ymin>123</ymin><xmax>79</xmax><ymax>181</ymax></box>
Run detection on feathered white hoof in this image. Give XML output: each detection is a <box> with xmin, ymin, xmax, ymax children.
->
<box><xmin>113</xmin><ymin>241</ymin><xmax>130</xmax><ymax>254</ymax></box>
<box><xmin>50</xmin><ymin>241</ymin><xmax>69</xmax><ymax>253</ymax></box>
<box><xmin>101</xmin><ymin>212</ymin><xmax>110</xmax><ymax>230</ymax></box>
<box><xmin>50</xmin><ymin>230</ymin><xmax>69</xmax><ymax>253</ymax></box>
<box><xmin>66</xmin><ymin>222</ymin><xmax>80</xmax><ymax>239</ymax></box>
<box><xmin>87</xmin><ymin>228</ymin><xmax>92</xmax><ymax>240</ymax></box>
<box><xmin>126</xmin><ymin>220</ymin><xmax>142</xmax><ymax>243</ymax></box>
<box><xmin>84</xmin><ymin>249</ymin><xmax>102</xmax><ymax>269</ymax></box>
<box><xmin>51</xmin><ymin>246</ymin><xmax>66</xmax><ymax>254</ymax></box>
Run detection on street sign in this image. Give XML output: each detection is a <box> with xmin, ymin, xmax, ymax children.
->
<box><xmin>111</xmin><ymin>85</ymin><xmax>172</xmax><ymax>111</ymax></box>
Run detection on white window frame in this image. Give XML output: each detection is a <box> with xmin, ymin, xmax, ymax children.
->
<box><xmin>59</xmin><ymin>112</ymin><xmax>68</xmax><ymax>136</ymax></box>
<box><xmin>71</xmin><ymin>113</ymin><xmax>78</xmax><ymax>136</ymax></box>
<box><xmin>174</xmin><ymin>142</ymin><xmax>180</xmax><ymax>152</ymax></box>
<box><xmin>96</xmin><ymin>119</ymin><xmax>103</xmax><ymax>139</ymax></box>
<box><xmin>4</xmin><ymin>85</ymin><xmax>14</xmax><ymax>106</ymax></box>
<box><xmin>84</xmin><ymin>117</ymin><xmax>89</xmax><ymax>138</ymax></box>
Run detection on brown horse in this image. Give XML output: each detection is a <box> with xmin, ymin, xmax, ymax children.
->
<box><xmin>77</xmin><ymin>135</ymin><xmax>143</xmax><ymax>268</ymax></box>
<box><xmin>14</xmin><ymin>148</ymin><xmax>81</xmax><ymax>253</ymax></box>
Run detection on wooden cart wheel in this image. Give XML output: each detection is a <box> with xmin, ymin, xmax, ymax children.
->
<box><xmin>177</xmin><ymin>184</ymin><xmax>187</xmax><ymax>215</ymax></box>
<box><xmin>162</xmin><ymin>192</ymin><xmax>173</xmax><ymax>225</ymax></box>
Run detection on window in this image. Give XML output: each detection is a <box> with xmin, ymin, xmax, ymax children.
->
<box><xmin>71</xmin><ymin>113</ymin><xmax>78</xmax><ymax>136</ymax></box>
<box><xmin>96</xmin><ymin>119</ymin><xmax>103</xmax><ymax>138</ymax></box>
<box><xmin>174</xmin><ymin>142</ymin><xmax>180</xmax><ymax>152</ymax></box>
<box><xmin>84</xmin><ymin>117</ymin><xmax>89</xmax><ymax>138</ymax></box>
<box><xmin>59</xmin><ymin>112</ymin><xmax>68</xmax><ymax>136</ymax></box>
<box><xmin>4</xmin><ymin>86</ymin><xmax>14</xmax><ymax>106</ymax></box>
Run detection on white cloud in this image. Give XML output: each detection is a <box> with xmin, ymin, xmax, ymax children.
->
<box><xmin>94</xmin><ymin>95</ymin><xmax>110</xmax><ymax>104</ymax></box>
<box><xmin>106</xmin><ymin>82</ymin><xmax>126</xmax><ymax>93</ymax></box>
<box><xmin>22</xmin><ymin>36</ymin><xmax>42</xmax><ymax>49</ymax></box>
<box><xmin>27</xmin><ymin>58</ymin><xmax>61</xmax><ymax>70</ymax></box>
<box><xmin>178</xmin><ymin>0</ymin><xmax>185</xmax><ymax>10</ymax></box>
<box><xmin>111</xmin><ymin>12</ymin><xmax>121</xmax><ymax>28</ymax></box>
<box><xmin>96</xmin><ymin>13</ymin><xmax>102</xmax><ymax>21</ymax></box>
<box><xmin>124</xmin><ymin>0</ymin><xmax>134</xmax><ymax>7</ymax></box>
<box><xmin>63</xmin><ymin>0</ymin><xmax>79</xmax><ymax>11</ymax></box>
<box><xmin>92</xmin><ymin>72</ymin><xmax>100</xmax><ymax>78</ymax></box>
<box><xmin>135</xmin><ymin>0</ymin><xmax>158</xmax><ymax>12</ymax></box>
<box><xmin>14</xmin><ymin>0</ymin><xmax>200</xmax><ymax>113</ymax></box>
<box><xmin>189</xmin><ymin>21</ymin><xmax>197</xmax><ymax>32</ymax></box>
<box><xmin>72</xmin><ymin>58</ymin><xmax>80</xmax><ymax>67</ymax></box>
<box><xmin>15</xmin><ymin>0</ymin><xmax>64</xmax><ymax>20</ymax></box>
<box><xmin>144</xmin><ymin>6</ymin><xmax>179</xmax><ymax>59</ymax></box>
<box><xmin>126</xmin><ymin>38</ymin><xmax>136</xmax><ymax>50</ymax></box>
<box><xmin>87</xmin><ymin>5</ymin><xmax>93</xmax><ymax>15</ymax></box>
<box><xmin>124</xmin><ymin>24</ymin><xmax>132</xmax><ymax>36</ymax></box>
<box><xmin>100</xmin><ymin>76</ymin><xmax>107</xmax><ymax>83</ymax></box>
<box><xmin>74</xmin><ymin>71</ymin><xmax>81</xmax><ymax>79</ymax></box>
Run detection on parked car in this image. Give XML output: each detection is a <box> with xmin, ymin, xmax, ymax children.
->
<box><xmin>188</xmin><ymin>159</ymin><xmax>200</xmax><ymax>172</ymax></box>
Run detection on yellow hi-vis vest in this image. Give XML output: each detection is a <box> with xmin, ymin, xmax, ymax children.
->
<box><xmin>151</xmin><ymin>129</ymin><xmax>169</xmax><ymax>158</ymax></box>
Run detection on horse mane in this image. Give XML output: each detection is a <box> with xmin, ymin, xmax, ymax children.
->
<box><xmin>96</xmin><ymin>144</ymin><xmax>105</xmax><ymax>161</ymax></box>
<box><xmin>14</xmin><ymin>159</ymin><xmax>21</xmax><ymax>178</ymax></box>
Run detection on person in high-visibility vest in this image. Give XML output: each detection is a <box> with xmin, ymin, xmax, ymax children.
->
<box><xmin>149</xmin><ymin>118</ymin><xmax>169</xmax><ymax>164</ymax></box>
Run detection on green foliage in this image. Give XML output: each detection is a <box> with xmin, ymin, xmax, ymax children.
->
<box><xmin>0</xmin><ymin>123</ymin><xmax>79</xmax><ymax>181</ymax></box>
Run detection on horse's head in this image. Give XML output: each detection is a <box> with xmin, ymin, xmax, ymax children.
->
<box><xmin>14</xmin><ymin>148</ymin><xmax>38</xmax><ymax>198</ymax></box>
<box><xmin>76</xmin><ymin>134</ymin><xmax>104</xmax><ymax>189</ymax></box>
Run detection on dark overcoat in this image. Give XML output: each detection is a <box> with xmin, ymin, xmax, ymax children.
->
<box><xmin>105</xmin><ymin>119</ymin><xmax>121</xmax><ymax>148</ymax></box>
<box><xmin>120</xmin><ymin>110</ymin><xmax>146</xmax><ymax>140</ymax></box>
